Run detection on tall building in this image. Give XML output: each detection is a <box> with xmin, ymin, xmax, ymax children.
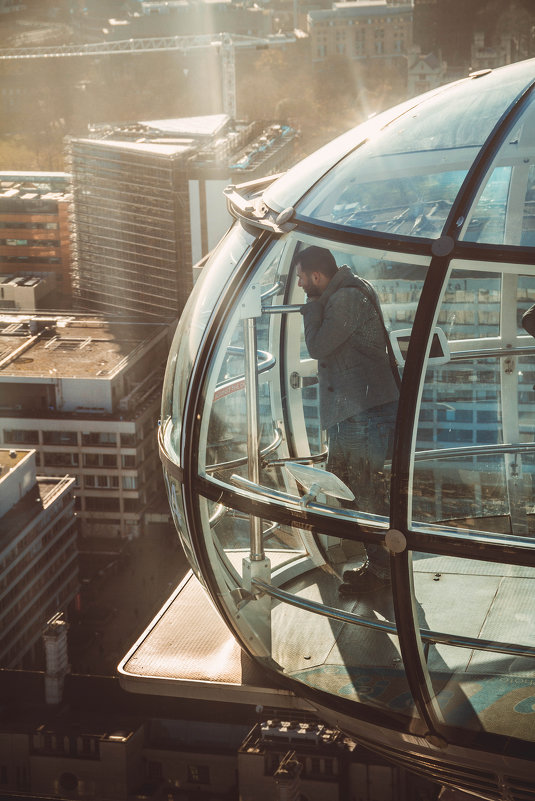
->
<box><xmin>0</xmin><ymin>172</ymin><xmax>73</xmax><ymax>304</ymax></box>
<box><xmin>0</xmin><ymin>312</ymin><xmax>172</xmax><ymax>540</ymax></box>
<box><xmin>68</xmin><ymin>115</ymin><xmax>297</xmax><ymax>321</ymax></box>
<box><xmin>0</xmin><ymin>447</ymin><xmax>77</xmax><ymax>668</ymax></box>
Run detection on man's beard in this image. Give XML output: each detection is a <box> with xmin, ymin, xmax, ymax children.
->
<box><xmin>306</xmin><ymin>286</ymin><xmax>322</xmax><ymax>298</ymax></box>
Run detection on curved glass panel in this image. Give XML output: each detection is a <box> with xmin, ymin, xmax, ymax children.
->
<box><xmin>197</xmin><ymin>232</ymin><xmax>429</xmax><ymax>521</ymax></box>
<box><xmin>413</xmin><ymin>551</ymin><xmax>535</xmax><ymax>740</ymax></box>
<box><xmin>196</xmin><ymin>495</ymin><xmax>418</xmax><ymax>720</ymax></box>
<box><xmin>412</xmin><ymin>261</ymin><xmax>535</xmax><ymax>539</ymax></box>
<box><xmin>461</xmin><ymin>90</ymin><xmax>535</xmax><ymax>245</ymax></box>
<box><xmin>263</xmin><ymin>86</ymin><xmax>450</xmax><ymax>213</ymax></box>
<box><xmin>297</xmin><ymin>61</ymin><xmax>535</xmax><ymax>238</ymax></box>
<box><xmin>161</xmin><ymin>223</ymin><xmax>256</xmax><ymax>464</ymax></box>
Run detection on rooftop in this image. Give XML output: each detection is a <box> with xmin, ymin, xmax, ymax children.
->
<box><xmin>0</xmin><ymin>314</ymin><xmax>169</xmax><ymax>380</ymax></box>
<box><xmin>1</xmin><ymin>472</ymin><xmax>75</xmax><ymax>549</ymax></box>
<box><xmin>0</xmin><ymin>447</ymin><xmax>26</xmax><ymax>473</ymax></box>
<box><xmin>74</xmin><ymin>115</ymin><xmax>297</xmax><ymax>176</ymax></box>
<box><xmin>0</xmin><ymin>173</ymin><xmax>71</xmax><ymax>202</ymax></box>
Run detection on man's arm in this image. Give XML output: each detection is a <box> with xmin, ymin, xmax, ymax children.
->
<box><xmin>301</xmin><ymin>289</ymin><xmax>361</xmax><ymax>360</ymax></box>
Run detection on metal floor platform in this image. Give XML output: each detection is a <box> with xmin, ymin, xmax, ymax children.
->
<box><xmin>118</xmin><ymin>552</ymin><xmax>535</xmax><ymax>739</ymax></box>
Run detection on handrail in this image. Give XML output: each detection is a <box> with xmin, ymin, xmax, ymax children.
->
<box><xmin>450</xmin><ymin>343</ymin><xmax>535</xmax><ymax>361</ymax></box>
<box><xmin>213</xmin><ymin>346</ymin><xmax>275</xmax><ymax>402</ymax></box>
<box><xmin>261</xmin><ymin>281</ymin><xmax>285</xmax><ymax>301</ymax></box>
<box><xmin>414</xmin><ymin>441</ymin><xmax>535</xmax><ymax>462</ymax></box>
<box><xmin>205</xmin><ymin>427</ymin><xmax>283</xmax><ymax>474</ymax></box>
<box><xmin>262</xmin><ymin>304</ymin><xmax>303</xmax><ymax>315</ymax></box>
<box><xmin>230</xmin><ymin>472</ymin><xmax>389</xmax><ymax>527</ymax></box>
<box><xmin>251</xmin><ymin>578</ymin><xmax>535</xmax><ymax>659</ymax></box>
<box><xmin>262</xmin><ymin>449</ymin><xmax>328</xmax><ymax>468</ymax></box>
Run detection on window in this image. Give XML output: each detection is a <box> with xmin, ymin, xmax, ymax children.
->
<box><xmin>43</xmin><ymin>430</ymin><xmax>77</xmax><ymax>445</ymax></box>
<box><xmin>4</xmin><ymin>429</ymin><xmax>39</xmax><ymax>444</ymax></box>
<box><xmin>187</xmin><ymin>765</ymin><xmax>210</xmax><ymax>785</ymax></box>
<box><xmin>82</xmin><ymin>432</ymin><xmax>117</xmax><ymax>447</ymax></box>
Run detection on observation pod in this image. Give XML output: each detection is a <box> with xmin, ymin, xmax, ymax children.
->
<box><xmin>160</xmin><ymin>60</ymin><xmax>535</xmax><ymax>798</ymax></box>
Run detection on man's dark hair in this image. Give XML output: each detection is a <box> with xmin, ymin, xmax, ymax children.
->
<box><xmin>297</xmin><ymin>246</ymin><xmax>338</xmax><ymax>278</ymax></box>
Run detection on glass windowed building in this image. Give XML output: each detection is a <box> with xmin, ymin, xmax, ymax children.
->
<box><xmin>156</xmin><ymin>60</ymin><xmax>535</xmax><ymax>797</ymax></box>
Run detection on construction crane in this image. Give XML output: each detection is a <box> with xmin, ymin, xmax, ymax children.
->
<box><xmin>0</xmin><ymin>32</ymin><xmax>297</xmax><ymax>120</ymax></box>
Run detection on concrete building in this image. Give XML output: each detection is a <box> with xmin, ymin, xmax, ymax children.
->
<box><xmin>307</xmin><ymin>1</ymin><xmax>412</xmax><ymax>63</ymax></box>
<box><xmin>238</xmin><ymin>718</ymin><xmax>422</xmax><ymax>801</ymax></box>
<box><xmin>0</xmin><ymin>172</ymin><xmax>73</xmax><ymax>304</ymax></box>
<box><xmin>0</xmin><ymin>312</ymin><xmax>172</xmax><ymax>540</ymax></box>
<box><xmin>0</xmin><ymin>273</ymin><xmax>58</xmax><ymax>311</ymax></box>
<box><xmin>68</xmin><ymin>115</ymin><xmax>297</xmax><ymax>321</ymax></box>
<box><xmin>0</xmin><ymin>447</ymin><xmax>77</xmax><ymax>668</ymax></box>
<box><xmin>0</xmin><ymin>669</ymin><xmax>439</xmax><ymax>800</ymax></box>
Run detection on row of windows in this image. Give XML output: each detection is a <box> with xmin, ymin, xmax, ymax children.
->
<box><xmin>312</xmin><ymin>16</ymin><xmax>409</xmax><ymax>27</ymax></box>
<box><xmin>1</xmin><ymin>538</ymin><xmax>77</xmax><ymax>629</ymax></box>
<box><xmin>84</xmin><ymin>474</ymin><xmax>137</xmax><ymax>489</ymax></box>
<box><xmin>0</xmin><ymin>506</ymin><xmax>74</xmax><ymax>590</ymax></box>
<box><xmin>1</xmin><ymin>256</ymin><xmax>62</xmax><ymax>264</ymax></box>
<box><xmin>0</xmin><ymin>562</ymin><xmax>78</xmax><ymax>664</ymax></box>
<box><xmin>31</xmin><ymin>732</ymin><xmax>100</xmax><ymax>758</ymax></box>
<box><xmin>3</xmin><ymin>430</ymin><xmax>138</xmax><ymax>447</ymax></box>
<box><xmin>419</xmin><ymin>408</ymin><xmax>500</xmax><ymax>424</ymax></box>
<box><xmin>2</xmin><ymin>238</ymin><xmax>60</xmax><ymax>247</ymax></box>
<box><xmin>418</xmin><ymin>427</ymin><xmax>499</xmax><ymax>444</ymax></box>
<box><xmin>0</xmin><ymin>221</ymin><xmax>58</xmax><ymax>230</ymax></box>
<box><xmin>0</xmin><ymin>571</ymin><xmax>78</xmax><ymax>667</ymax></box>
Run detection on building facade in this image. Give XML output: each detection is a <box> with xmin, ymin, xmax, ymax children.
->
<box><xmin>68</xmin><ymin>115</ymin><xmax>297</xmax><ymax>321</ymax></box>
<box><xmin>307</xmin><ymin>1</ymin><xmax>413</xmax><ymax>63</ymax></box>
<box><xmin>0</xmin><ymin>172</ymin><xmax>73</xmax><ymax>303</ymax></box>
<box><xmin>0</xmin><ymin>448</ymin><xmax>77</xmax><ymax>668</ymax></box>
<box><xmin>0</xmin><ymin>313</ymin><xmax>172</xmax><ymax>540</ymax></box>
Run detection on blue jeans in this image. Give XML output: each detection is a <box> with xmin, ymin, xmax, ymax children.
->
<box><xmin>327</xmin><ymin>401</ymin><xmax>397</xmax><ymax>579</ymax></box>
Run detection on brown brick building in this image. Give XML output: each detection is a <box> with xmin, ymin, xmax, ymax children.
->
<box><xmin>0</xmin><ymin>172</ymin><xmax>73</xmax><ymax>305</ymax></box>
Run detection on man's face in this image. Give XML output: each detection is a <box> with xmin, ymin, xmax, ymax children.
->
<box><xmin>296</xmin><ymin>263</ymin><xmax>322</xmax><ymax>298</ymax></box>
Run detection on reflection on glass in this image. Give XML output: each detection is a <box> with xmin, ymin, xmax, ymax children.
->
<box><xmin>412</xmin><ymin>266</ymin><xmax>535</xmax><ymax>537</ymax></box>
<box><xmin>413</xmin><ymin>550</ymin><xmax>535</xmax><ymax>739</ymax></box>
<box><xmin>271</xmin><ymin>601</ymin><xmax>416</xmax><ymax>719</ymax></box>
<box><xmin>161</xmin><ymin>223</ymin><xmax>256</xmax><ymax>462</ymax></box>
<box><xmin>297</xmin><ymin>62</ymin><xmax>535</xmax><ymax>238</ymax></box>
<box><xmin>460</xmin><ymin>92</ymin><xmax>535</xmax><ymax>246</ymax></box>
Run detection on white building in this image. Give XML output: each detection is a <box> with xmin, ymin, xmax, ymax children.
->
<box><xmin>0</xmin><ymin>313</ymin><xmax>173</xmax><ymax>540</ymax></box>
<box><xmin>0</xmin><ymin>447</ymin><xmax>77</xmax><ymax>668</ymax></box>
<box><xmin>0</xmin><ymin>273</ymin><xmax>57</xmax><ymax>311</ymax></box>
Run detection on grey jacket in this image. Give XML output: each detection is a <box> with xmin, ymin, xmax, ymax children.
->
<box><xmin>301</xmin><ymin>265</ymin><xmax>399</xmax><ymax>430</ymax></box>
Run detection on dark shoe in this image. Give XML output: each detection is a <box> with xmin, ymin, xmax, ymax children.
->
<box><xmin>342</xmin><ymin>560</ymin><xmax>369</xmax><ymax>584</ymax></box>
<box><xmin>338</xmin><ymin>571</ymin><xmax>391</xmax><ymax>596</ymax></box>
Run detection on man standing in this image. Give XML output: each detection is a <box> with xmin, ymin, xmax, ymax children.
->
<box><xmin>296</xmin><ymin>246</ymin><xmax>399</xmax><ymax>595</ymax></box>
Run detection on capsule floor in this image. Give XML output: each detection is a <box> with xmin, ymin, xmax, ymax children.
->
<box><xmin>119</xmin><ymin>551</ymin><xmax>535</xmax><ymax>740</ymax></box>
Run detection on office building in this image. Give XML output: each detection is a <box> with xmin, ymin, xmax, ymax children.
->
<box><xmin>68</xmin><ymin>115</ymin><xmax>297</xmax><ymax>321</ymax></box>
<box><xmin>0</xmin><ymin>447</ymin><xmax>77</xmax><ymax>668</ymax></box>
<box><xmin>0</xmin><ymin>312</ymin><xmax>172</xmax><ymax>540</ymax></box>
<box><xmin>0</xmin><ymin>172</ymin><xmax>73</xmax><ymax>304</ymax></box>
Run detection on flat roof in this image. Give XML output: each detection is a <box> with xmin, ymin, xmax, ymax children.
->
<box><xmin>0</xmin><ymin>315</ymin><xmax>168</xmax><ymax>380</ymax></box>
<box><xmin>1</xmin><ymin>474</ymin><xmax>75</xmax><ymax>548</ymax></box>
<box><xmin>0</xmin><ymin>447</ymin><xmax>27</xmax><ymax>472</ymax></box>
